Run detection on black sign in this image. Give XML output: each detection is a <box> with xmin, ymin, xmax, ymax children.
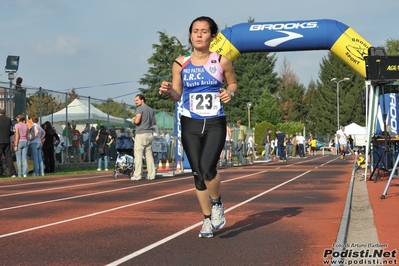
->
<box><xmin>366</xmin><ymin>55</ymin><xmax>399</xmax><ymax>82</ymax></box>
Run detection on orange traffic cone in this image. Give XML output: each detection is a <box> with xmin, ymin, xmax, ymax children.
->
<box><xmin>165</xmin><ymin>160</ymin><xmax>170</xmax><ymax>170</ymax></box>
<box><xmin>158</xmin><ymin>159</ymin><xmax>164</xmax><ymax>170</ymax></box>
<box><xmin>176</xmin><ymin>161</ymin><xmax>181</xmax><ymax>171</ymax></box>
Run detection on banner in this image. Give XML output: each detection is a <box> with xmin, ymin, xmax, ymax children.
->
<box><xmin>173</xmin><ymin>98</ymin><xmax>190</xmax><ymax>170</ymax></box>
<box><xmin>376</xmin><ymin>93</ymin><xmax>399</xmax><ymax>136</ymax></box>
<box><xmin>210</xmin><ymin>19</ymin><xmax>371</xmax><ymax>77</ymax></box>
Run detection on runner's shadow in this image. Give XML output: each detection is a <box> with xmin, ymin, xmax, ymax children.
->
<box><xmin>218</xmin><ymin>207</ymin><xmax>302</xmax><ymax>239</ymax></box>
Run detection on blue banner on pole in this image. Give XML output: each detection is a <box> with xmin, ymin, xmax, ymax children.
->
<box><xmin>173</xmin><ymin>99</ymin><xmax>191</xmax><ymax>170</ymax></box>
<box><xmin>376</xmin><ymin>93</ymin><xmax>399</xmax><ymax>135</ymax></box>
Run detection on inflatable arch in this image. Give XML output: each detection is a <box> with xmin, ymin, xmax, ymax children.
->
<box><xmin>174</xmin><ymin>19</ymin><xmax>372</xmax><ymax>170</ymax></box>
<box><xmin>210</xmin><ymin>19</ymin><xmax>371</xmax><ymax>77</ymax></box>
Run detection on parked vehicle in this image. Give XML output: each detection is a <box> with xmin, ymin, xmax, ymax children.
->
<box><xmin>315</xmin><ymin>139</ymin><xmax>326</xmax><ymax>150</ymax></box>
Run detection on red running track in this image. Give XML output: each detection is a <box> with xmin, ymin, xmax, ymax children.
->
<box><xmin>367</xmin><ymin>170</ymin><xmax>399</xmax><ymax>263</ymax></box>
<box><xmin>0</xmin><ymin>155</ymin><xmax>354</xmax><ymax>265</ymax></box>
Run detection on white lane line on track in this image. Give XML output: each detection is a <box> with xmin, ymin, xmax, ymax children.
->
<box><xmin>0</xmin><ymin>171</ymin><xmax>265</xmax><ymax>238</ymax></box>
<box><xmin>279</xmin><ymin>157</ymin><xmax>320</xmax><ymax>168</ymax></box>
<box><xmin>0</xmin><ymin>176</ymin><xmax>192</xmax><ymax>211</ymax></box>
<box><xmin>0</xmin><ymin>179</ymin><xmax>117</xmax><ymax>197</ymax></box>
<box><xmin>0</xmin><ymin>175</ymin><xmax>108</xmax><ymax>189</ymax></box>
<box><xmin>0</xmin><ymin>186</ymin><xmax>195</xmax><ymax>239</ymax></box>
<box><xmin>320</xmin><ymin>156</ymin><xmax>340</xmax><ymax>166</ymax></box>
<box><xmin>106</xmin><ymin>170</ymin><xmax>311</xmax><ymax>266</ymax></box>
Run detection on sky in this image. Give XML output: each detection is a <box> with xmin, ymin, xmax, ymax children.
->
<box><xmin>1</xmin><ymin>0</ymin><xmax>398</xmax><ymax>106</ymax></box>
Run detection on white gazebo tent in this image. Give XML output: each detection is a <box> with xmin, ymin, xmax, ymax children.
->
<box><xmin>40</xmin><ymin>98</ymin><xmax>130</xmax><ymax>127</ymax></box>
<box><xmin>344</xmin><ymin>122</ymin><xmax>367</xmax><ymax>147</ymax></box>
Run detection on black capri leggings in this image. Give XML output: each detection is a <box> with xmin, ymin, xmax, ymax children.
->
<box><xmin>181</xmin><ymin>115</ymin><xmax>226</xmax><ymax>191</ymax></box>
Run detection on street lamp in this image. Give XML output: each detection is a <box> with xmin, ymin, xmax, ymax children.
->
<box><xmin>5</xmin><ymin>56</ymin><xmax>20</xmax><ymax>72</ymax></box>
<box><xmin>331</xmin><ymin>77</ymin><xmax>350</xmax><ymax>131</ymax></box>
<box><xmin>5</xmin><ymin>55</ymin><xmax>20</xmax><ymax>118</ymax></box>
<box><xmin>247</xmin><ymin>102</ymin><xmax>252</xmax><ymax>128</ymax></box>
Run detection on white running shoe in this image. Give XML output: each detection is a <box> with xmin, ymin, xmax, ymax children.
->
<box><xmin>211</xmin><ymin>203</ymin><xmax>226</xmax><ymax>230</ymax></box>
<box><xmin>198</xmin><ymin>218</ymin><xmax>213</xmax><ymax>238</ymax></box>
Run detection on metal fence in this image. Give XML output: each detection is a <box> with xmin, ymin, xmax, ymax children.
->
<box><xmin>0</xmin><ymin>82</ymin><xmax>178</xmax><ymax>168</ymax></box>
<box><xmin>1</xmin><ymin>82</ymin><xmax>177</xmax><ymax>127</ymax></box>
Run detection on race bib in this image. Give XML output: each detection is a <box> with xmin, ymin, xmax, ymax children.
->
<box><xmin>189</xmin><ymin>92</ymin><xmax>221</xmax><ymax>116</ymax></box>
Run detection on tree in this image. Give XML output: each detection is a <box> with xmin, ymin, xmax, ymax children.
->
<box><xmin>303</xmin><ymin>79</ymin><xmax>322</xmax><ymax>133</ymax></box>
<box><xmin>315</xmin><ymin>52</ymin><xmax>365</xmax><ymax>135</ymax></box>
<box><xmin>93</xmin><ymin>98</ymin><xmax>134</xmax><ymax>119</ymax></box>
<box><xmin>27</xmin><ymin>89</ymin><xmax>64</xmax><ymax>118</ymax></box>
<box><xmin>277</xmin><ymin>58</ymin><xmax>305</xmax><ymax>122</ymax></box>
<box><xmin>254</xmin><ymin>88</ymin><xmax>281</xmax><ymax>125</ymax></box>
<box><xmin>385</xmin><ymin>38</ymin><xmax>399</xmax><ymax>55</ymax></box>
<box><xmin>227</xmin><ymin>52</ymin><xmax>279</xmax><ymax>125</ymax></box>
<box><xmin>276</xmin><ymin>121</ymin><xmax>304</xmax><ymax>136</ymax></box>
<box><xmin>138</xmin><ymin>31</ymin><xmax>188</xmax><ymax>112</ymax></box>
<box><xmin>222</xmin><ymin>16</ymin><xmax>280</xmax><ymax>125</ymax></box>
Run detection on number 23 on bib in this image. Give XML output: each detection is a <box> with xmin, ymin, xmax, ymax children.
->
<box><xmin>189</xmin><ymin>92</ymin><xmax>221</xmax><ymax>116</ymax></box>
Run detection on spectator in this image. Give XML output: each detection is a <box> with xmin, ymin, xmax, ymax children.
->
<box><xmin>164</xmin><ymin>130</ymin><xmax>170</xmax><ymax>144</ymax></box>
<box><xmin>118</xmin><ymin>127</ymin><xmax>128</xmax><ymax>138</ymax></box>
<box><xmin>131</xmin><ymin>94</ymin><xmax>156</xmax><ymax>181</ymax></box>
<box><xmin>14</xmin><ymin>113</ymin><xmax>30</xmax><ymax>177</ymax></box>
<box><xmin>126</xmin><ymin>128</ymin><xmax>131</xmax><ymax>135</ymax></box>
<box><xmin>263</xmin><ymin>128</ymin><xmax>272</xmax><ymax>162</ymax></box>
<box><xmin>286</xmin><ymin>134</ymin><xmax>293</xmax><ymax>158</ymax></box>
<box><xmin>220</xmin><ymin>121</ymin><xmax>232</xmax><ymax>166</ymax></box>
<box><xmin>334</xmin><ymin>134</ymin><xmax>340</xmax><ymax>155</ymax></box>
<box><xmin>246</xmin><ymin>132</ymin><xmax>257</xmax><ymax>164</ymax></box>
<box><xmin>71</xmin><ymin>123</ymin><xmax>81</xmax><ymax>163</ymax></box>
<box><xmin>291</xmin><ymin>132</ymin><xmax>298</xmax><ymax>158</ymax></box>
<box><xmin>43</xmin><ymin>121</ymin><xmax>60</xmax><ymax>173</ymax></box>
<box><xmin>90</xmin><ymin>126</ymin><xmax>98</xmax><ymax>162</ymax></box>
<box><xmin>330</xmin><ymin>138</ymin><xmax>336</xmax><ymax>155</ymax></box>
<box><xmin>96</xmin><ymin>126</ymin><xmax>112</xmax><ymax>171</ymax></box>
<box><xmin>29</xmin><ymin>114</ymin><xmax>46</xmax><ymax>176</ymax></box>
<box><xmin>309</xmin><ymin>135</ymin><xmax>317</xmax><ymax>156</ymax></box>
<box><xmin>348</xmin><ymin>134</ymin><xmax>354</xmax><ymax>154</ymax></box>
<box><xmin>0</xmin><ymin>108</ymin><xmax>16</xmax><ymax>177</ymax></box>
<box><xmin>62</xmin><ymin>122</ymin><xmax>72</xmax><ymax>160</ymax></box>
<box><xmin>276</xmin><ymin>129</ymin><xmax>286</xmax><ymax>161</ymax></box>
<box><xmin>235</xmin><ymin>120</ymin><xmax>245</xmax><ymax>165</ymax></box>
<box><xmin>296</xmin><ymin>132</ymin><xmax>306</xmax><ymax>158</ymax></box>
<box><xmin>108</xmin><ymin>126</ymin><xmax>117</xmax><ymax>161</ymax></box>
<box><xmin>81</xmin><ymin>125</ymin><xmax>90</xmax><ymax>162</ymax></box>
<box><xmin>55</xmin><ymin>132</ymin><xmax>65</xmax><ymax>163</ymax></box>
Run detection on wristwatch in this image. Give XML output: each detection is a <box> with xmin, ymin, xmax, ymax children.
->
<box><xmin>227</xmin><ymin>89</ymin><xmax>234</xmax><ymax>97</ymax></box>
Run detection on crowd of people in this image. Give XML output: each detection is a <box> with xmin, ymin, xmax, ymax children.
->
<box><xmin>218</xmin><ymin>126</ymin><xmax>308</xmax><ymax>165</ymax></box>
<box><xmin>260</xmin><ymin>126</ymin><xmax>356</xmax><ymax>162</ymax></box>
<box><xmin>0</xmin><ymin>106</ymin><xmax>141</xmax><ymax>178</ymax></box>
<box><xmin>0</xmin><ymin>110</ymin><xmax>58</xmax><ymax>178</ymax></box>
<box><xmin>262</xmin><ymin>129</ymin><xmax>307</xmax><ymax>162</ymax></box>
<box><xmin>217</xmin><ymin>125</ymin><xmax>337</xmax><ymax>166</ymax></box>
<box><xmin>1</xmin><ymin>106</ymin><xmax>356</xmax><ymax>180</ymax></box>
